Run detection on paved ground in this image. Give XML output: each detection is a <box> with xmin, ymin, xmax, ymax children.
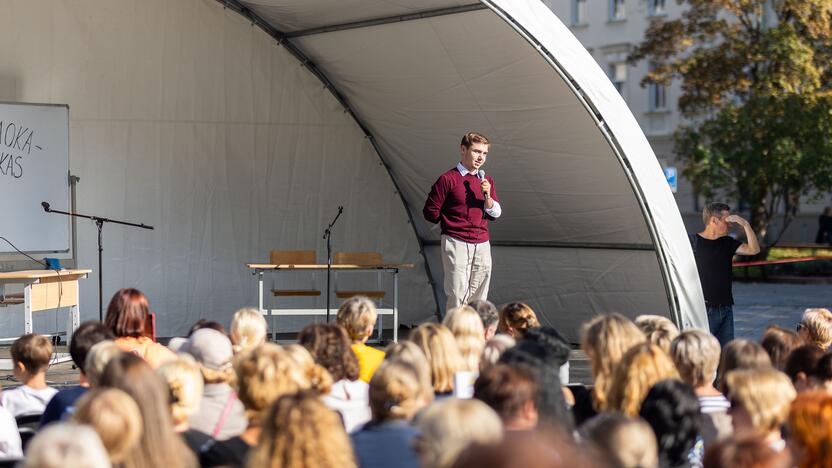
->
<box><xmin>733</xmin><ymin>282</ymin><xmax>832</xmax><ymax>340</ymax></box>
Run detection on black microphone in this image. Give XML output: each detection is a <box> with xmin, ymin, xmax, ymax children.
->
<box><xmin>41</xmin><ymin>202</ymin><xmax>51</xmax><ymax>212</ymax></box>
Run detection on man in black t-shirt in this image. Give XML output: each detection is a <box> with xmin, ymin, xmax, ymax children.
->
<box><xmin>691</xmin><ymin>202</ymin><xmax>760</xmax><ymax>346</ymax></box>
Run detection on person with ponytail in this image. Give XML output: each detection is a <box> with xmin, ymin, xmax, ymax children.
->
<box><xmin>497</xmin><ymin>303</ymin><xmax>540</xmax><ymax>338</ymax></box>
<box><xmin>351</xmin><ymin>360</ymin><xmax>431</xmax><ymax>468</ymax></box>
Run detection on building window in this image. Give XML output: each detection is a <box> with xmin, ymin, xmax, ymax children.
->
<box><xmin>609</xmin><ymin>62</ymin><xmax>627</xmax><ymax>95</ymax></box>
<box><xmin>572</xmin><ymin>0</ymin><xmax>588</xmax><ymax>25</ymax></box>
<box><xmin>609</xmin><ymin>0</ymin><xmax>626</xmax><ymax>21</ymax></box>
<box><xmin>648</xmin><ymin>0</ymin><xmax>666</xmax><ymax>16</ymax></box>
<box><xmin>648</xmin><ymin>62</ymin><xmax>667</xmax><ymax>111</ymax></box>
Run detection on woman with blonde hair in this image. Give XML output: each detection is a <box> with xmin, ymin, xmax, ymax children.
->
<box><xmin>247</xmin><ymin>390</ymin><xmax>357</xmax><ymax>468</ymax></box>
<box><xmin>415</xmin><ymin>398</ymin><xmax>503</xmax><ymax>468</ymax></box>
<box><xmin>200</xmin><ymin>343</ymin><xmax>306</xmax><ymax>466</ymax></box>
<box><xmin>384</xmin><ymin>340</ymin><xmax>434</xmax><ymax>402</ymax></box>
<box><xmin>99</xmin><ymin>353</ymin><xmax>197</xmax><ymax>468</ymax></box>
<box><xmin>408</xmin><ymin>323</ymin><xmax>466</xmax><ymax>397</ymax></box>
<box><xmin>635</xmin><ymin>314</ymin><xmax>679</xmax><ymax>354</ymax></box>
<box><xmin>443</xmin><ymin>305</ymin><xmax>486</xmax><ymax>372</ymax></box>
<box><xmin>498</xmin><ymin>302</ymin><xmax>540</xmax><ymax>338</ymax></box>
<box><xmin>725</xmin><ymin>368</ymin><xmax>795</xmax><ymax>451</ymax></box>
<box><xmin>230</xmin><ymin>307</ymin><xmax>267</xmax><ymax>354</ymax></box>
<box><xmin>73</xmin><ymin>388</ymin><xmax>143</xmax><ymax>465</ymax></box>
<box><xmin>606</xmin><ymin>343</ymin><xmax>679</xmax><ymax>416</ymax></box>
<box><xmin>23</xmin><ymin>423</ymin><xmax>110</xmax><ymax>468</ymax></box>
<box><xmin>337</xmin><ymin>296</ymin><xmax>385</xmax><ymax>382</ymax></box>
<box><xmin>787</xmin><ymin>391</ymin><xmax>832</xmax><ymax>467</ymax></box>
<box><xmin>581</xmin><ymin>413</ymin><xmax>659</xmax><ymax>468</ymax></box>
<box><xmin>157</xmin><ymin>355</ymin><xmax>211</xmax><ymax>453</ymax></box>
<box><xmin>352</xmin><ymin>361</ymin><xmax>430</xmax><ymax>468</ymax></box>
<box><xmin>581</xmin><ymin>313</ymin><xmax>646</xmax><ymax>411</ymax></box>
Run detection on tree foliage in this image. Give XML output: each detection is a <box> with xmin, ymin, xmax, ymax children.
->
<box><xmin>629</xmin><ymin>0</ymin><xmax>832</xmax><ymax>246</ymax></box>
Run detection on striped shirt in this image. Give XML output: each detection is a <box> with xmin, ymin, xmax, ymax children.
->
<box><xmin>699</xmin><ymin>394</ymin><xmax>730</xmax><ymax>414</ymax></box>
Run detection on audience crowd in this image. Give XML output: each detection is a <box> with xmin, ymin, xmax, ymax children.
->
<box><xmin>0</xmin><ymin>286</ymin><xmax>831</xmax><ymax>468</ymax></box>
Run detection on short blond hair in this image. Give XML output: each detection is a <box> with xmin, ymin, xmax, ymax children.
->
<box><xmin>635</xmin><ymin>315</ymin><xmax>679</xmax><ymax>354</ymax></box>
<box><xmin>408</xmin><ymin>323</ymin><xmax>466</xmax><ymax>394</ymax></box>
<box><xmin>480</xmin><ymin>335</ymin><xmax>516</xmax><ymax>372</ymax></box>
<box><xmin>157</xmin><ymin>355</ymin><xmax>204</xmax><ymax>426</ymax></box>
<box><xmin>415</xmin><ymin>398</ymin><xmax>502</xmax><ymax>468</ymax></box>
<box><xmin>24</xmin><ymin>423</ymin><xmax>110</xmax><ymax>468</ymax></box>
<box><xmin>370</xmin><ymin>360</ymin><xmax>427</xmax><ymax>421</ymax></box>
<box><xmin>800</xmin><ymin>308</ymin><xmax>832</xmax><ymax>349</ymax></box>
<box><xmin>581</xmin><ymin>314</ymin><xmax>646</xmax><ymax>409</ymax></box>
<box><xmin>443</xmin><ymin>306</ymin><xmax>485</xmax><ymax>372</ymax></box>
<box><xmin>84</xmin><ymin>340</ymin><xmax>123</xmax><ymax>387</ymax></box>
<box><xmin>336</xmin><ymin>296</ymin><xmax>378</xmax><ymax>341</ymax></box>
<box><xmin>73</xmin><ymin>388</ymin><xmax>143</xmax><ymax>464</ymax></box>
<box><xmin>384</xmin><ymin>341</ymin><xmax>434</xmax><ymax>403</ymax></box>
<box><xmin>234</xmin><ymin>343</ymin><xmax>305</xmax><ymax>424</ymax></box>
<box><xmin>670</xmin><ymin>329</ymin><xmax>721</xmax><ymax>387</ymax></box>
<box><xmin>726</xmin><ymin>368</ymin><xmax>796</xmax><ymax>434</ymax></box>
<box><xmin>230</xmin><ymin>307</ymin><xmax>268</xmax><ymax>354</ymax></box>
<box><xmin>606</xmin><ymin>343</ymin><xmax>680</xmax><ymax>416</ymax></box>
<box><xmin>283</xmin><ymin>344</ymin><xmax>333</xmax><ymax>394</ymax></box>
<box><xmin>583</xmin><ymin>414</ymin><xmax>659</xmax><ymax>468</ymax></box>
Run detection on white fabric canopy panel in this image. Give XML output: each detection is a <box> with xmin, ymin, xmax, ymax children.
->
<box><xmin>235</xmin><ymin>0</ymin><xmax>708</xmax><ymax>340</ymax></box>
<box><xmin>0</xmin><ymin>0</ymin><xmax>706</xmax><ymax>341</ymax></box>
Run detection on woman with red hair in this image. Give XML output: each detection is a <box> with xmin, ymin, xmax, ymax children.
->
<box><xmin>788</xmin><ymin>391</ymin><xmax>832</xmax><ymax>468</ymax></box>
<box><xmin>105</xmin><ymin>288</ymin><xmax>175</xmax><ymax>368</ymax></box>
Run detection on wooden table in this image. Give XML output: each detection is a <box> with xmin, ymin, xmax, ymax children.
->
<box><xmin>0</xmin><ymin>269</ymin><xmax>91</xmax><ymax>362</ymax></box>
<box><xmin>247</xmin><ymin>263</ymin><xmax>414</xmax><ymax>342</ymax></box>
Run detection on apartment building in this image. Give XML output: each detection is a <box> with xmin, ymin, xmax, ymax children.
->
<box><xmin>542</xmin><ymin>0</ymin><xmax>830</xmax><ymax>242</ymax></box>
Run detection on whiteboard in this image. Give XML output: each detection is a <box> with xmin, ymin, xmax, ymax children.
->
<box><xmin>0</xmin><ymin>102</ymin><xmax>70</xmax><ymax>253</ymax></box>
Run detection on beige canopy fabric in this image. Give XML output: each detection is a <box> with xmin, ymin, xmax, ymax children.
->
<box><xmin>0</xmin><ymin>0</ymin><xmax>706</xmax><ymax>342</ymax></box>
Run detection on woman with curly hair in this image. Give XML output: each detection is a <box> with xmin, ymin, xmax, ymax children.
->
<box><xmin>443</xmin><ymin>305</ymin><xmax>486</xmax><ymax>372</ymax></box>
<box><xmin>247</xmin><ymin>390</ymin><xmax>357</xmax><ymax>468</ymax></box>
<box><xmin>581</xmin><ymin>313</ymin><xmax>646</xmax><ymax>411</ymax></box>
<box><xmin>497</xmin><ymin>302</ymin><xmax>540</xmax><ymax>338</ymax></box>
<box><xmin>200</xmin><ymin>343</ymin><xmax>306</xmax><ymax>467</ymax></box>
<box><xmin>283</xmin><ymin>344</ymin><xmax>334</xmax><ymax>394</ymax></box>
<box><xmin>299</xmin><ymin>323</ymin><xmax>370</xmax><ymax>432</ymax></box>
<box><xmin>606</xmin><ymin>343</ymin><xmax>679</xmax><ymax>416</ymax></box>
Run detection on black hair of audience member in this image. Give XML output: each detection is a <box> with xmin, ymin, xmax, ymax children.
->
<box><xmin>814</xmin><ymin>352</ymin><xmax>832</xmax><ymax>382</ymax></box>
<box><xmin>639</xmin><ymin>379</ymin><xmax>701</xmax><ymax>468</ymax></box>
<box><xmin>70</xmin><ymin>321</ymin><xmax>115</xmax><ymax>369</ymax></box>
<box><xmin>522</xmin><ymin>327</ymin><xmax>571</xmax><ymax>368</ymax></box>
<box><xmin>187</xmin><ymin>319</ymin><xmax>227</xmax><ymax>337</ymax></box>
<box><xmin>783</xmin><ymin>344</ymin><xmax>825</xmax><ymax>382</ymax></box>
<box><xmin>499</xmin><ymin>330</ymin><xmax>573</xmax><ymax>431</ymax></box>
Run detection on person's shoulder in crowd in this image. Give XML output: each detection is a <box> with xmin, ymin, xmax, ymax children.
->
<box><xmin>351</xmin><ymin>420</ymin><xmax>421</xmax><ymax>468</ymax></box>
<box><xmin>199</xmin><ymin>435</ymin><xmax>251</xmax><ymax>467</ymax></box>
<box><xmin>115</xmin><ymin>336</ymin><xmax>176</xmax><ymax>368</ymax></box>
<box><xmin>181</xmin><ymin>428</ymin><xmax>212</xmax><ymax>455</ymax></box>
<box><xmin>0</xmin><ymin>405</ymin><xmax>22</xmax><ymax>458</ymax></box>
<box><xmin>1</xmin><ymin>385</ymin><xmax>58</xmax><ymax>417</ymax></box>
<box><xmin>352</xmin><ymin>343</ymin><xmax>385</xmax><ymax>383</ymax></box>
<box><xmin>39</xmin><ymin>386</ymin><xmax>88</xmax><ymax>428</ymax></box>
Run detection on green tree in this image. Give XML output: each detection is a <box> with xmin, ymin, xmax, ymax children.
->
<box><xmin>629</xmin><ymin>0</ymin><xmax>832</xmax><ymax>248</ymax></box>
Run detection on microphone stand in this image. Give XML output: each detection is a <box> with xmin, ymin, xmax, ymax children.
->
<box><xmin>322</xmin><ymin>206</ymin><xmax>343</xmax><ymax>322</ymax></box>
<box><xmin>42</xmin><ymin>203</ymin><xmax>153</xmax><ymax>322</ymax></box>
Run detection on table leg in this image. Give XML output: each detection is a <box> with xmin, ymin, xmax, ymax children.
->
<box><xmin>23</xmin><ymin>283</ymin><xmax>32</xmax><ymax>335</ymax></box>
<box><xmin>393</xmin><ymin>270</ymin><xmax>398</xmax><ymax>343</ymax></box>
<box><xmin>67</xmin><ymin>303</ymin><xmax>80</xmax><ymax>345</ymax></box>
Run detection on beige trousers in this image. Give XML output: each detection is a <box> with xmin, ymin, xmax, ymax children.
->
<box><xmin>441</xmin><ymin>235</ymin><xmax>492</xmax><ymax>312</ymax></box>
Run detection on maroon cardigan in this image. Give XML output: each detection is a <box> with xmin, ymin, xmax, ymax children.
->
<box><xmin>422</xmin><ymin>168</ymin><xmax>499</xmax><ymax>244</ymax></box>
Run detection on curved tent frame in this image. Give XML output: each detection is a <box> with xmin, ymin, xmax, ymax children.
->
<box><xmin>220</xmin><ymin>0</ymin><xmax>708</xmax><ymax>339</ymax></box>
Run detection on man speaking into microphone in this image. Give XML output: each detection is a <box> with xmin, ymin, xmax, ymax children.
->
<box><xmin>423</xmin><ymin>131</ymin><xmax>502</xmax><ymax>312</ymax></box>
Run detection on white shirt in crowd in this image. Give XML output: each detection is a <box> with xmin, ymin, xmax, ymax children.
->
<box><xmin>0</xmin><ymin>406</ymin><xmax>22</xmax><ymax>457</ymax></box>
<box><xmin>1</xmin><ymin>385</ymin><xmax>58</xmax><ymax>417</ymax></box>
<box><xmin>322</xmin><ymin>379</ymin><xmax>371</xmax><ymax>433</ymax></box>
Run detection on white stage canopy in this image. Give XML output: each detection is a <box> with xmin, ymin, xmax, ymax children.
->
<box><xmin>0</xmin><ymin>0</ymin><xmax>706</xmax><ymax>342</ymax></box>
